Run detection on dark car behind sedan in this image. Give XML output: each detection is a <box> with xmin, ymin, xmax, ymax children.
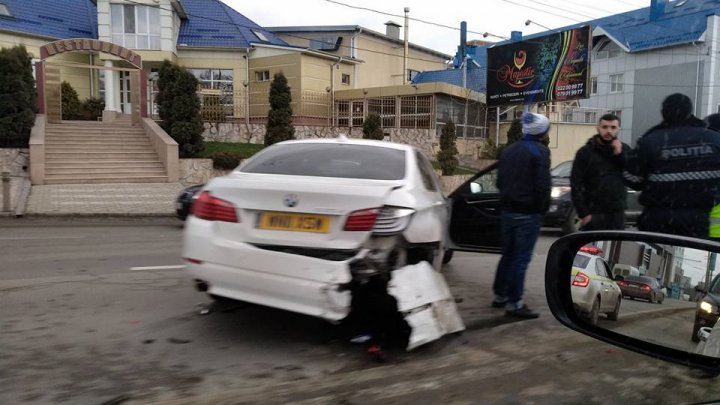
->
<box><xmin>693</xmin><ymin>273</ymin><xmax>720</xmax><ymax>342</ymax></box>
<box><xmin>618</xmin><ymin>275</ymin><xmax>665</xmax><ymax>304</ymax></box>
<box><xmin>176</xmin><ymin>184</ymin><xmax>204</xmax><ymax>220</ymax></box>
<box><xmin>544</xmin><ymin>160</ymin><xmax>641</xmax><ymax>234</ymax></box>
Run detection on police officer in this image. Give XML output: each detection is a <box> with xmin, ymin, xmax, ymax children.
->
<box><xmin>625</xmin><ymin>93</ymin><xmax>720</xmax><ymax>238</ymax></box>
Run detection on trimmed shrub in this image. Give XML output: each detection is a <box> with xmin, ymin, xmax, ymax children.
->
<box><xmin>209</xmin><ymin>151</ymin><xmax>244</xmax><ymax>170</ymax></box>
<box><xmin>264</xmin><ymin>72</ymin><xmax>295</xmax><ymax>146</ymax></box>
<box><xmin>61</xmin><ymin>81</ymin><xmax>81</xmax><ymax>120</ymax></box>
<box><xmin>0</xmin><ymin>45</ymin><xmax>36</xmax><ymax>147</ymax></box>
<box><xmin>362</xmin><ymin>113</ymin><xmax>384</xmax><ymax>140</ymax></box>
<box><xmin>437</xmin><ymin>121</ymin><xmax>459</xmax><ymax>175</ymax></box>
<box><xmin>81</xmin><ymin>97</ymin><xmax>105</xmax><ymax>121</ymax></box>
<box><xmin>157</xmin><ymin>60</ymin><xmax>204</xmax><ymax>158</ymax></box>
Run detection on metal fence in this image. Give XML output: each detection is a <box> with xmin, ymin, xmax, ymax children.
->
<box><xmin>336</xmin><ymin>95</ymin><xmax>435</xmax><ymax>129</ymax></box>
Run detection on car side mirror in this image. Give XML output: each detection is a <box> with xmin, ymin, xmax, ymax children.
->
<box><xmin>545</xmin><ymin>230</ymin><xmax>720</xmax><ymax>375</ymax></box>
<box><xmin>470</xmin><ymin>182</ymin><xmax>482</xmax><ymax>194</ymax></box>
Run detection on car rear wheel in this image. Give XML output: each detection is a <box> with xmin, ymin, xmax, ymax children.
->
<box><xmin>607</xmin><ymin>297</ymin><xmax>621</xmax><ymax>321</ymax></box>
<box><xmin>587</xmin><ymin>297</ymin><xmax>600</xmax><ymax>326</ymax></box>
<box><xmin>561</xmin><ymin>208</ymin><xmax>580</xmax><ymax>235</ymax></box>
<box><xmin>649</xmin><ymin>293</ymin><xmax>656</xmax><ymax>304</ymax></box>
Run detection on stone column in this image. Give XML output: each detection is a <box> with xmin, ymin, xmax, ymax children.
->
<box><xmin>102</xmin><ymin>60</ymin><xmax>117</xmax><ymax>123</ymax></box>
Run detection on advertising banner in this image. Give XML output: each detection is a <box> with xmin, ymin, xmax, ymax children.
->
<box><xmin>486</xmin><ymin>26</ymin><xmax>591</xmax><ymax>107</ymax></box>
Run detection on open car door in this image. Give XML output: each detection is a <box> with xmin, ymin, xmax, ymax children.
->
<box><xmin>446</xmin><ymin>162</ymin><xmax>503</xmax><ymax>253</ymax></box>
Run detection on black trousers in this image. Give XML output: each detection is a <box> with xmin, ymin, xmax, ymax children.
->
<box><xmin>580</xmin><ymin>211</ymin><xmax>625</xmax><ymax>231</ymax></box>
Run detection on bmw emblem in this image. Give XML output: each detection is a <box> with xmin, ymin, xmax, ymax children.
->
<box><xmin>283</xmin><ymin>194</ymin><xmax>298</xmax><ymax>207</ymax></box>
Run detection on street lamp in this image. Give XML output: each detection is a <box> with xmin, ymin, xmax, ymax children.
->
<box><xmin>482</xmin><ymin>32</ymin><xmax>509</xmax><ymax>40</ymax></box>
<box><xmin>525</xmin><ymin>19</ymin><xmax>553</xmax><ymax>31</ymax></box>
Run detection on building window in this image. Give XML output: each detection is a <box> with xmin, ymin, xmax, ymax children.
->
<box><xmin>252</xmin><ymin>30</ymin><xmax>269</xmax><ymax>42</ymax></box>
<box><xmin>584</xmin><ymin>111</ymin><xmax>597</xmax><ymax>123</ymax></box>
<box><xmin>590</xmin><ymin>77</ymin><xmax>598</xmax><ymax>95</ymax></box>
<box><xmin>189</xmin><ymin>69</ymin><xmax>235</xmax><ymax>119</ymax></box>
<box><xmin>310</xmin><ymin>37</ymin><xmax>341</xmax><ymax>51</ymax></box>
<box><xmin>255</xmin><ymin>70</ymin><xmax>270</xmax><ymax>82</ymax></box>
<box><xmin>609</xmin><ymin>109</ymin><xmax>622</xmax><ymax>122</ymax></box>
<box><xmin>0</xmin><ymin>3</ymin><xmax>12</xmax><ymax>17</ymax></box>
<box><xmin>111</xmin><ymin>4</ymin><xmax>160</xmax><ymax>50</ymax></box>
<box><xmin>610</xmin><ymin>74</ymin><xmax>624</xmax><ymax>93</ymax></box>
<box><xmin>341</xmin><ymin>73</ymin><xmax>350</xmax><ymax>85</ymax></box>
<box><xmin>407</xmin><ymin>69</ymin><xmax>420</xmax><ymax>82</ymax></box>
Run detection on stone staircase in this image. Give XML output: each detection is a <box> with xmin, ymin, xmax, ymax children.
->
<box><xmin>44</xmin><ymin>120</ymin><xmax>168</xmax><ymax>184</ymax></box>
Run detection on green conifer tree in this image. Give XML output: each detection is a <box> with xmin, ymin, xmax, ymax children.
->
<box><xmin>437</xmin><ymin>121</ymin><xmax>459</xmax><ymax>175</ymax></box>
<box><xmin>265</xmin><ymin>72</ymin><xmax>295</xmax><ymax>146</ymax></box>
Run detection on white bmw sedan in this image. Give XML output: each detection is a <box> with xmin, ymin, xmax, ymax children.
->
<box><xmin>183</xmin><ymin>136</ymin><xmax>451</xmax><ymax>323</ymax></box>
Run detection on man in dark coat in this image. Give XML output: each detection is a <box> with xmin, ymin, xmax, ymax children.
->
<box><xmin>625</xmin><ymin>93</ymin><xmax>720</xmax><ymax>238</ymax></box>
<box><xmin>571</xmin><ymin>113</ymin><xmax>629</xmax><ymax>230</ymax></box>
<box><xmin>492</xmin><ymin>112</ymin><xmax>551</xmax><ymax>319</ymax></box>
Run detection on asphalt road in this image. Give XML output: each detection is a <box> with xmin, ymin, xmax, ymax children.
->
<box><xmin>2</xmin><ymin>218</ymin><xmax>720</xmax><ymax>404</ymax></box>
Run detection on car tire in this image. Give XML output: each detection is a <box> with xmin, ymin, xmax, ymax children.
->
<box><xmin>208</xmin><ymin>293</ymin><xmax>235</xmax><ymax>304</ymax></box>
<box><xmin>649</xmin><ymin>293</ymin><xmax>656</xmax><ymax>304</ymax></box>
<box><xmin>607</xmin><ymin>297</ymin><xmax>621</xmax><ymax>321</ymax></box>
<box><xmin>561</xmin><ymin>208</ymin><xmax>580</xmax><ymax>235</ymax></box>
<box><xmin>587</xmin><ymin>297</ymin><xmax>600</xmax><ymax>326</ymax></box>
<box><xmin>692</xmin><ymin>320</ymin><xmax>702</xmax><ymax>343</ymax></box>
<box><xmin>442</xmin><ymin>249</ymin><xmax>454</xmax><ymax>265</ymax></box>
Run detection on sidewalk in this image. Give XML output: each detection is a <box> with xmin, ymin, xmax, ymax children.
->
<box><xmin>23</xmin><ymin>183</ymin><xmax>185</xmax><ymax>216</ymax></box>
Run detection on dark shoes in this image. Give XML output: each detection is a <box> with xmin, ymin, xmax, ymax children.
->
<box><xmin>491</xmin><ymin>300</ymin><xmax>506</xmax><ymax>308</ymax></box>
<box><xmin>505</xmin><ymin>305</ymin><xmax>540</xmax><ymax>319</ymax></box>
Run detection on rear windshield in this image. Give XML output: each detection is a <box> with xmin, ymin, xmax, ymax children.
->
<box><xmin>573</xmin><ymin>254</ymin><xmax>590</xmax><ymax>269</ymax></box>
<box><xmin>551</xmin><ymin>161</ymin><xmax>572</xmax><ymax>178</ymax></box>
<box><xmin>625</xmin><ymin>275</ymin><xmax>655</xmax><ymax>284</ymax></box>
<box><xmin>240</xmin><ymin>143</ymin><xmax>407</xmax><ymax>180</ymax></box>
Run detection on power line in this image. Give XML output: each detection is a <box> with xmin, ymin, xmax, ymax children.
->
<box><xmin>499</xmin><ymin>0</ymin><xmax>585</xmax><ymax>23</ymax></box>
<box><xmin>323</xmin><ymin>0</ymin><xmax>485</xmax><ymax>35</ymax></box>
<box><xmin>526</xmin><ymin>0</ymin><xmax>599</xmax><ymax>20</ymax></box>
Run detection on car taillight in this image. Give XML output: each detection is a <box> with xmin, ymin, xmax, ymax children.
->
<box><xmin>344</xmin><ymin>208</ymin><xmax>379</xmax><ymax>231</ymax></box>
<box><xmin>572</xmin><ymin>272</ymin><xmax>590</xmax><ymax>287</ymax></box>
<box><xmin>191</xmin><ymin>191</ymin><xmax>239</xmax><ymax>223</ymax></box>
<box><xmin>640</xmin><ymin>285</ymin><xmax>651</xmax><ymax>292</ymax></box>
<box><xmin>617</xmin><ymin>281</ymin><xmax>627</xmax><ymax>287</ymax></box>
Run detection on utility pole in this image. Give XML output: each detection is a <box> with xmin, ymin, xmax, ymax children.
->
<box><xmin>403</xmin><ymin>7</ymin><xmax>409</xmax><ymax>85</ymax></box>
<box><xmin>705</xmin><ymin>252</ymin><xmax>717</xmax><ymax>292</ymax></box>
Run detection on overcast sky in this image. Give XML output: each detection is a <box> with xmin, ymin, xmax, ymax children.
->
<box><xmin>226</xmin><ymin>0</ymin><xmax>650</xmax><ymax>55</ymax></box>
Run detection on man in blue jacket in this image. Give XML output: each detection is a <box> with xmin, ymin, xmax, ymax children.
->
<box><xmin>492</xmin><ymin>112</ymin><xmax>552</xmax><ymax>319</ymax></box>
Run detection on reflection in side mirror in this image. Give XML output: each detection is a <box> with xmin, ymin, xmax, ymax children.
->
<box><xmin>569</xmin><ymin>239</ymin><xmax>720</xmax><ymax>358</ymax></box>
<box><xmin>470</xmin><ymin>182</ymin><xmax>482</xmax><ymax>194</ymax></box>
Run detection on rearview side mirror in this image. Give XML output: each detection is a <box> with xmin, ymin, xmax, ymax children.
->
<box><xmin>545</xmin><ymin>230</ymin><xmax>720</xmax><ymax>375</ymax></box>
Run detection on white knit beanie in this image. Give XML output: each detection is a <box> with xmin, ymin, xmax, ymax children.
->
<box><xmin>521</xmin><ymin>112</ymin><xmax>550</xmax><ymax>137</ymax></box>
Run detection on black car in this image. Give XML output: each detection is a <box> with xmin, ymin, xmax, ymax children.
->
<box><xmin>617</xmin><ymin>275</ymin><xmax>665</xmax><ymax>303</ymax></box>
<box><xmin>543</xmin><ymin>160</ymin><xmax>641</xmax><ymax>234</ymax></box>
<box><xmin>176</xmin><ymin>184</ymin><xmax>204</xmax><ymax>220</ymax></box>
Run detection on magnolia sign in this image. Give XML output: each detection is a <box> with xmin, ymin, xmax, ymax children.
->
<box><xmin>486</xmin><ymin>26</ymin><xmax>591</xmax><ymax>107</ymax></box>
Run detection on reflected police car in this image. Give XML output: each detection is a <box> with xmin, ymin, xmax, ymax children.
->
<box><xmin>571</xmin><ymin>246</ymin><xmax>622</xmax><ymax>325</ymax></box>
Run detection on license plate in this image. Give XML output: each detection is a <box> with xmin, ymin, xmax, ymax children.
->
<box><xmin>257</xmin><ymin>211</ymin><xmax>330</xmax><ymax>233</ymax></box>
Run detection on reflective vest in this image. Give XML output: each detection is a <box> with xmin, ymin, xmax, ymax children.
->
<box><xmin>710</xmin><ymin>204</ymin><xmax>720</xmax><ymax>238</ymax></box>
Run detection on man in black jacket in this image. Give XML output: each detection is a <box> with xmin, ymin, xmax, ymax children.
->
<box><xmin>625</xmin><ymin>93</ymin><xmax>720</xmax><ymax>238</ymax></box>
<box><xmin>492</xmin><ymin>112</ymin><xmax>551</xmax><ymax>319</ymax></box>
<box><xmin>570</xmin><ymin>113</ymin><xmax>629</xmax><ymax>230</ymax></box>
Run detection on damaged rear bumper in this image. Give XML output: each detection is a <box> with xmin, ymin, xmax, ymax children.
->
<box><xmin>185</xmin><ymin>237</ymin><xmax>464</xmax><ymax>350</ymax></box>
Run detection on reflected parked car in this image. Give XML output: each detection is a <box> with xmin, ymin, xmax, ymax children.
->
<box><xmin>617</xmin><ymin>275</ymin><xmax>665</xmax><ymax>304</ymax></box>
<box><xmin>570</xmin><ymin>246</ymin><xmax>622</xmax><ymax>325</ymax></box>
<box><xmin>176</xmin><ymin>184</ymin><xmax>204</xmax><ymax>220</ymax></box>
<box><xmin>692</xmin><ymin>273</ymin><xmax>720</xmax><ymax>342</ymax></box>
<box><xmin>543</xmin><ymin>160</ymin><xmax>641</xmax><ymax>234</ymax></box>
